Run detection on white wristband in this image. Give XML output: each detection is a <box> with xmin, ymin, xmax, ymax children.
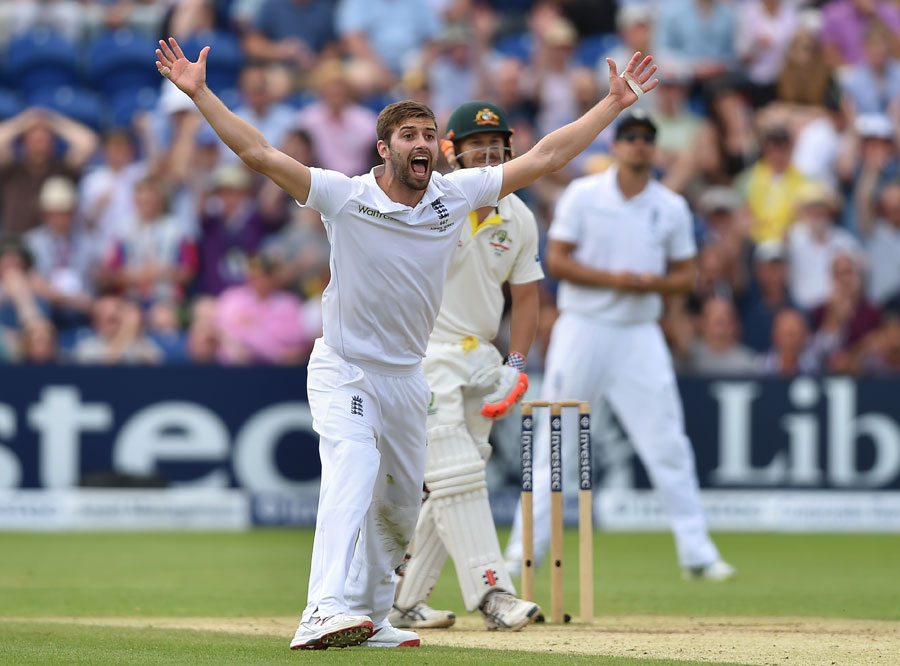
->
<box><xmin>621</xmin><ymin>72</ymin><xmax>644</xmax><ymax>98</ymax></box>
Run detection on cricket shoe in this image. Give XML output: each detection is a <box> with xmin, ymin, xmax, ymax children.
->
<box><xmin>388</xmin><ymin>601</ymin><xmax>457</xmax><ymax>628</ymax></box>
<box><xmin>682</xmin><ymin>559</ymin><xmax>737</xmax><ymax>581</ymax></box>
<box><xmin>479</xmin><ymin>590</ymin><xmax>540</xmax><ymax>631</ymax></box>
<box><xmin>289</xmin><ymin>612</ymin><xmax>373</xmax><ymax>649</ymax></box>
<box><xmin>361</xmin><ymin>624</ymin><xmax>421</xmax><ymax>647</ymax></box>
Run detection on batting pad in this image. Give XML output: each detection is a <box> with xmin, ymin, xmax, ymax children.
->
<box><xmin>394</xmin><ymin>498</ymin><xmax>449</xmax><ymax>609</ymax></box>
<box><xmin>423</xmin><ymin>425</ymin><xmax>515</xmax><ymax>610</ymax></box>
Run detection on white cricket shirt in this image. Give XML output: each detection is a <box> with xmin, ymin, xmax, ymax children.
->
<box><xmin>549</xmin><ymin>167</ymin><xmax>696</xmax><ymax>324</ymax></box>
<box><xmin>431</xmin><ymin>193</ymin><xmax>545</xmax><ymax>343</ymax></box>
<box><xmin>300</xmin><ymin>164</ymin><xmax>503</xmax><ymax>368</ymax></box>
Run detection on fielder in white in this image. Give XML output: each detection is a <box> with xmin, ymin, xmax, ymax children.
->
<box><xmin>389</xmin><ymin>101</ymin><xmax>544</xmax><ymax>632</ymax></box>
<box><xmin>505</xmin><ymin>111</ymin><xmax>736</xmax><ymax>581</ymax></box>
<box><xmin>155</xmin><ymin>37</ymin><xmax>658</xmax><ymax>649</ymax></box>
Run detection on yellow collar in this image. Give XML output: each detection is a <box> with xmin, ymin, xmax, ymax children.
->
<box><xmin>469</xmin><ymin>209</ymin><xmax>502</xmax><ymax>236</ymax></box>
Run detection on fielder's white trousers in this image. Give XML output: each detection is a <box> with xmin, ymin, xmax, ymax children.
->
<box><xmin>302</xmin><ymin>339</ymin><xmax>430</xmax><ymax>627</ymax></box>
<box><xmin>507</xmin><ymin>313</ymin><xmax>719</xmax><ymax>569</ymax></box>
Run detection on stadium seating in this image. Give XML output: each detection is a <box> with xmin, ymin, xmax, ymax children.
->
<box><xmin>87</xmin><ymin>29</ymin><xmax>160</xmax><ymax>99</ymax></box>
<box><xmin>109</xmin><ymin>86</ymin><xmax>159</xmax><ymax>129</ymax></box>
<box><xmin>4</xmin><ymin>29</ymin><xmax>79</xmax><ymax>96</ymax></box>
<box><xmin>493</xmin><ymin>32</ymin><xmax>534</xmax><ymax>62</ymax></box>
<box><xmin>28</xmin><ymin>85</ymin><xmax>105</xmax><ymax>131</ymax></box>
<box><xmin>180</xmin><ymin>31</ymin><xmax>244</xmax><ymax>94</ymax></box>
<box><xmin>574</xmin><ymin>33</ymin><xmax>622</xmax><ymax>68</ymax></box>
<box><xmin>0</xmin><ymin>88</ymin><xmax>25</xmax><ymax>120</ymax></box>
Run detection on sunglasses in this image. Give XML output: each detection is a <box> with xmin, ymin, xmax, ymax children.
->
<box><xmin>618</xmin><ymin>131</ymin><xmax>656</xmax><ymax>144</ymax></box>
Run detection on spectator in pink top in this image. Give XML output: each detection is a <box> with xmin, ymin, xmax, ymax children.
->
<box><xmin>294</xmin><ymin>59</ymin><xmax>378</xmax><ymax>176</ymax></box>
<box><xmin>821</xmin><ymin>0</ymin><xmax>900</xmax><ymax>68</ymax></box>
<box><xmin>215</xmin><ymin>253</ymin><xmax>313</xmax><ymax>365</ymax></box>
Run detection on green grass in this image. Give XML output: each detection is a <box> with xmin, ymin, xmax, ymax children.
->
<box><xmin>0</xmin><ymin>622</ymin><xmax>742</xmax><ymax>666</ymax></box>
<box><xmin>0</xmin><ymin>529</ymin><xmax>897</xmax><ymax>665</ymax></box>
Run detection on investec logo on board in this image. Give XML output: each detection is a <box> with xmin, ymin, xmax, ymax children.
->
<box><xmin>579</xmin><ymin>414</ymin><xmax>592</xmax><ymax>491</ymax></box>
<box><xmin>521</xmin><ymin>415</ymin><xmax>533</xmax><ymax>492</ymax></box>
<box><xmin>550</xmin><ymin>415</ymin><xmax>562</xmax><ymax>492</ymax></box>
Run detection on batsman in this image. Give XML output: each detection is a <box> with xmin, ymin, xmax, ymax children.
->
<box><xmin>389</xmin><ymin>101</ymin><xmax>543</xmax><ymax>631</ymax></box>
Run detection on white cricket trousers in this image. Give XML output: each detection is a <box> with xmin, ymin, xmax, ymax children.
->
<box><xmin>302</xmin><ymin>339</ymin><xmax>430</xmax><ymax>627</ymax></box>
<box><xmin>507</xmin><ymin>313</ymin><xmax>719</xmax><ymax>569</ymax></box>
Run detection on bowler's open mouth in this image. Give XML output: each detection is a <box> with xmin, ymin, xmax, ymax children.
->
<box><xmin>410</xmin><ymin>155</ymin><xmax>429</xmax><ymax>177</ymax></box>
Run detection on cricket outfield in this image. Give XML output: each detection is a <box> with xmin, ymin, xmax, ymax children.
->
<box><xmin>1</xmin><ymin>530</ymin><xmax>897</xmax><ymax>665</ymax></box>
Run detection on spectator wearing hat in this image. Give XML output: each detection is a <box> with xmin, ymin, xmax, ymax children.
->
<box><xmin>602</xmin><ymin>4</ymin><xmax>655</xmax><ymax>113</ymax></box>
<box><xmin>215</xmin><ymin>252</ymin><xmax>314</xmax><ymax>365</ymax></box>
<box><xmin>757</xmin><ymin>308</ymin><xmax>820</xmax><ymax>376</ymax></box>
<box><xmin>682</xmin><ymin>297</ymin><xmax>757</xmax><ymax>375</ymax></box>
<box><xmin>809</xmin><ymin>252</ymin><xmax>882</xmax><ymax>372</ymax></box>
<box><xmin>24</xmin><ymin>177</ymin><xmax>100</xmax><ymax>330</ymax></box>
<box><xmin>98</xmin><ymin>177</ymin><xmax>197</xmax><ymax>307</ymax></box>
<box><xmin>0</xmin><ymin>108</ymin><xmax>98</xmax><ymax>234</ymax></box>
<box><xmin>786</xmin><ymin>181</ymin><xmax>860</xmax><ymax>311</ymax></box>
<box><xmin>838</xmin><ymin>113</ymin><xmax>900</xmax><ymax>234</ymax></box>
<box><xmin>821</xmin><ymin>0</ymin><xmax>900</xmax><ymax>69</ymax></box>
<box><xmin>739</xmin><ymin>240</ymin><xmax>797</xmax><ymax>352</ymax></box>
<box><xmin>840</xmin><ymin>22</ymin><xmax>900</xmax><ymax>115</ymax></box>
<box><xmin>741</xmin><ymin>125</ymin><xmax>809</xmax><ymax>243</ymax></box>
<box><xmin>735</xmin><ymin>0</ymin><xmax>799</xmax><ymax>108</ymax></box>
<box><xmin>295</xmin><ymin>59</ymin><xmax>379</xmax><ymax>177</ymax></box>
<box><xmin>196</xmin><ymin>164</ymin><xmax>275</xmax><ymax>296</ymax></box>
<box><xmin>859</xmin><ymin>182</ymin><xmax>900</xmax><ymax>305</ymax></box>
<box><xmin>532</xmin><ymin>16</ymin><xmax>582</xmax><ymax>139</ymax></box>
<box><xmin>696</xmin><ymin>186</ymin><xmax>753</xmax><ymax>294</ymax></box>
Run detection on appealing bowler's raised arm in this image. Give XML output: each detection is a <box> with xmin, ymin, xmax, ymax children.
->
<box><xmin>155</xmin><ymin>37</ymin><xmax>313</xmax><ymax>204</ymax></box>
<box><xmin>499</xmin><ymin>52</ymin><xmax>658</xmax><ymax>199</ymax></box>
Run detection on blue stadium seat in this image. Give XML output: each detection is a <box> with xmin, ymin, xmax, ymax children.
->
<box><xmin>493</xmin><ymin>32</ymin><xmax>534</xmax><ymax>62</ymax></box>
<box><xmin>574</xmin><ymin>33</ymin><xmax>621</xmax><ymax>68</ymax></box>
<box><xmin>28</xmin><ymin>86</ymin><xmax>105</xmax><ymax>131</ymax></box>
<box><xmin>87</xmin><ymin>29</ymin><xmax>160</xmax><ymax>98</ymax></box>
<box><xmin>0</xmin><ymin>88</ymin><xmax>25</xmax><ymax>120</ymax></box>
<box><xmin>4</xmin><ymin>29</ymin><xmax>79</xmax><ymax>95</ymax></box>
<box><xmin>109</xmin><ymin>86</ymin><xmax>159</xmax><ymax>128</ymax></box>
<box><xmin>180</xmin><ymin>31</ymin><xmax>244</xmax><ymax>93</ymax></box>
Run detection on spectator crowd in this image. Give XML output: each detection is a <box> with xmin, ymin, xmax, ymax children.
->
<box><xmin>0</xmin><ymin>0</ymin><xmax>899</xmax><ymax>377</ymax></box>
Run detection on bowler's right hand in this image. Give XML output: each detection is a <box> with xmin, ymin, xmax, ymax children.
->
<box><xmin>156</xmin><ymin>37</ymin><xmax>209</xmax><ymax>98</ymax></box>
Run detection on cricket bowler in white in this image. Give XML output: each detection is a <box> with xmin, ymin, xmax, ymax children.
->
<box><xmin>389</xmin><ymin>101</ymin><xmax>544</xmax><ymax>631</ymax></box>
<box><xmin>155</xmin><ymin>37</ymin><xmax>659</xmax><ymax>649</ymax></box>
<box><xmin>504</xmin><ymin>111</ymin><xmax>736</xmax><ymax>582</ymax></box>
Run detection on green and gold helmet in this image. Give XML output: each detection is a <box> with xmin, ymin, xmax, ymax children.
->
<box><xmin>444</xmin><ymin>101</ymin><xmax>514</xmax><ymax>166</ymax></box>
<box><xmin>445</xmin><ymin>101</ymin><xmax>513</xmax><ymax>142</ymax></box>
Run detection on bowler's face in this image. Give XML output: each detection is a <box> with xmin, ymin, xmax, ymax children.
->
<box><xmin>383</xmin><ymin>118</ymin><xmax>438</xmax><ymax>191</ymax></box>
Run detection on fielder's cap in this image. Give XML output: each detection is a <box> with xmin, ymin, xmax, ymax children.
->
<box><xmin>615</xmin><ymin>110</ymin><xmax>657</xmax><ymax>139</ymax></box>
<box><xmin>754</xmin><ymin>240</ymin><xmax>785</xmax><ymax>263</ymax></box>
<box><xmin>856</xmin><ymin>113</ymin><xmax>894</xmax><ymax>140</ymax></box>
<box><xmin>39</xmin><ymin>176</ymin><xmax>78</xmax><ymax>212</ymax></box>
<box><xmin>699</xmin><ymin>186</ymin><xmax>741</xmax><ymax>214</ymax></box>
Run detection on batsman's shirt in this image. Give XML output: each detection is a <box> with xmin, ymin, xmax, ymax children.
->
<box><xmin>300</xmin><ymin>164</ymin><xmax>503</xmax><ymax>367</ymax></box>
<box><xmin>549</xmin><ymin>166</ymin><xmax>696</xmax><ymax>324</ymax></box>
<box><xmin>430</xmin><ymin>192</ymin><xmax>544</xmax><ymax>343</ymax></box>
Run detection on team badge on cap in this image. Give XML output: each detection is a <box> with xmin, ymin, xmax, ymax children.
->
<box><xmin>474</xmin><ymin>108</ymin><xmax>500</xmax><ymax>126</ymax></box>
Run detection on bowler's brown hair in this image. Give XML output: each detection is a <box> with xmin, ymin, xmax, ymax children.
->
<box><xmin>376</xmin><ymin>100</ymin><xmax>437</xmax><ymax>146</ymax></box>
